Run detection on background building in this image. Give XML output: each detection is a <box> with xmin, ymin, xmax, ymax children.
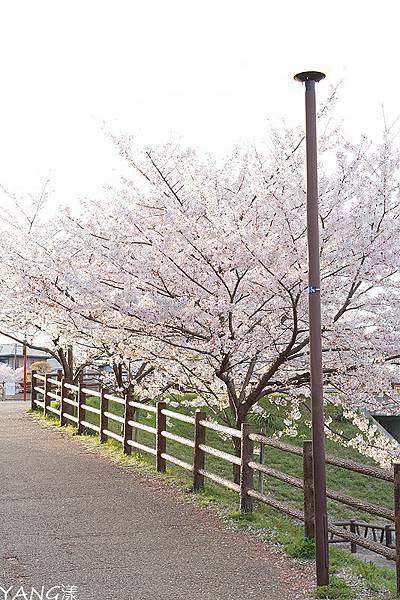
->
<box><xmin>0</xmin><ymin>344</ymin><xmax>52</xmax><ymax>370</ymax></box>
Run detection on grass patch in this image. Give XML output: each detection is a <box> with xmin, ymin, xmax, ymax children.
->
<box><xmin>285</xmin><ymin>536</ymin><xmax>316</xmax><ymax>560</ymax></box>
<box><xmin>315</xmin><ymin>576</ymin><xmax>355</xmax><ymax>599</ymax></box>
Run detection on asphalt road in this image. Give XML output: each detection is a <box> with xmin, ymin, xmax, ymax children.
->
<box><xmin>0</xmin><ymin>402</ymin><xmax>313</xmax><ymax>599</ymax></box>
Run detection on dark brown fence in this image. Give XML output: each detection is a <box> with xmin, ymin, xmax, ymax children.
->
<box><xmin>31</xmin><ymin>371</ymin><xmax>400</xmax><ymax>591</ymax></box>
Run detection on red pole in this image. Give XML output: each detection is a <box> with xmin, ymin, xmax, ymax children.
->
<box><xmin>23</xmin><ymin>339</ymin><xmax>27</xmax><ymax>401</ymax></box>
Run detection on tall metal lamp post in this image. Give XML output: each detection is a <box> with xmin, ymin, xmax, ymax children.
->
<box><xmin>294</xmin><ymin>70</ymin><xmax>329</xmax><ymax>587</ymax></box>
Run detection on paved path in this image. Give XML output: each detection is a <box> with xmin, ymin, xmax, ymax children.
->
<box><xmin>0</xmin><ymin>402</ymin><xmax>313</xmax><ymax>600</ymax></box>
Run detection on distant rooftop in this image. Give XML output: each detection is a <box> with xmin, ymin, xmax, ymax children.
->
<box><xmin>0</xmin><ymin>344</ymin><xmax>51</xmax><ymax>359</ymax></box>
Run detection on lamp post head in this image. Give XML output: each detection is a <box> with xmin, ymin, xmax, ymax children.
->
<box><xmin>294</xmin><ymin>71</ymin><xmax>326</xmax><ymax>83</ymax></box>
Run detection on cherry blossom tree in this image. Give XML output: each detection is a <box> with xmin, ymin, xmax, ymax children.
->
<box><xmin>0</xmin><ymin>189</ymin><xmax>104</xmax><ymax>384</ymax></box>
<box><xmin>0</xmin><ymin>363</ymin><xmax>20</xmax><ymax>399</ymax></box>
<box><xmin>2</xmin><ymin>96</ymin><xmax>400</xmax><ymax>470</ymax></box>
<box><xmin>50</xmin><ymin>109</ymin><xmax>400</xmax><ymax>470</ymax></box>
<box><xmin>0</xmin><ymin>363</ymin><xmax>18</xmax><ymax>383</ymax></box>
<box><xmin>0</xmin><ymin>195</ymin><xmax>159</xmax><ymax>394</ymax></box>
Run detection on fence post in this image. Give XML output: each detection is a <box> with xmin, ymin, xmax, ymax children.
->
<box><xmin>385</xmin><ymin>524</ymin><xmax>393</xmax><ymax>549</ymax></box>
<box><xmin>54</xmin><ymin>371</ymin><xmax>61</xmax><ymax>424</ymax></box>
<box><xmin>156</xmin><ymin>401</ymin><xmax>166</xmax><ymax>472</ymax></box>
<box><xmin>30</xmin><ymin>370</ymin><xmax>37</xmax><ymax>411</ymax></box>
<box><xmin>77</xmin><ymin>382</ymin><xmax>84</xmax><ymax>434</ymax></box>
<box><xmin>393</xmin><ymin>463</ymin><xmax>400</xmax><ymax>596</ymax></box>
<box><xmin>123</xmin><ymin>388</ymin><xmax>134</xmax><ymax>455</ymax></box>
<box><xmin>303</xmin><ymin>440</ymin><xmax>315</xmax><ymax>539</ymax></box>
<box><xmin>350</xmin><ymin>520</ymin><xmax>357</xmax><ymax>553</ymax></box>
<box><xmin>240</xmin><ymin>423</ymin><xmax>254</xmax><ymax>513</ymax></box>
<box><xmin>43</xmin><ymin>374</ymin><xmax>50</xmax><ymax>416</ymax></box>
<box><xmin>99</xmin><ymin>386</ymin><xmax>108</xmax><ymax>443</ymax></box>
<box><xmin>60</xmin><ymin>378</ymin><xmax>66</xmax><ymax>426</ymax></box>
<box><xmin>193</xmin><ymin>410</ymin><xmax>206</xmax><ymax>491</ymax></box>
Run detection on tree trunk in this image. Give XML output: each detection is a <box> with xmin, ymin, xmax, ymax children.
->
<box><xmin>232</xmin><ymin>436</ymin><xmax>241</xmax><ymax>484</ymax></box>
<box><xmin>231</xmin><ymin>405</ymin><xmax>250</xmax><ymax>484</ymax></box>
<box><xmin>58</xmin><ymin>348</ymin><xmax>74</xmax><ymax>417</ymax></box>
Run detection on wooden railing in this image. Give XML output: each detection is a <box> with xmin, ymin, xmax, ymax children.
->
<box><xmin>31</xmin><ymin>371</ymin><xmax>400</xmax><ymax>590</ymax></box>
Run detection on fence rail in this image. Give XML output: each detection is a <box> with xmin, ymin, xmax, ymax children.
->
<box><xmin>31</xmin><ymin>370</ymin><xmax>400</xmax><ymax>592</ymax></box>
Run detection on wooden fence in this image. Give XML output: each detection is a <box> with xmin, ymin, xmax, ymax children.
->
<box><xmin>31</xmin><ymin>371</ymin><xmax>400</xmax><ymax>592</ymax></box>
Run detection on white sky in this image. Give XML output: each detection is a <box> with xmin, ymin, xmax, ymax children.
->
<box><xmin>1</xmin><ymin>0</ymin><xmax>400</xmax><ymax>207</ymax></box>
